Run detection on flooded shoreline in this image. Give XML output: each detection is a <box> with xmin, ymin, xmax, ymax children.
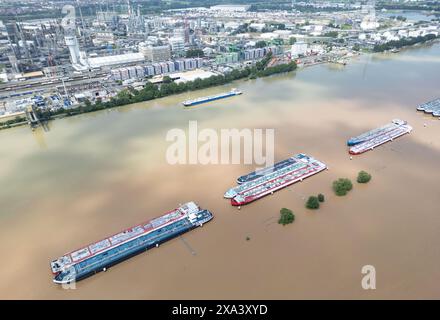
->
<box><xmin>0</xmin><ymin>42</ymin><xmax>439</xmax><ymax>299</ymax></box>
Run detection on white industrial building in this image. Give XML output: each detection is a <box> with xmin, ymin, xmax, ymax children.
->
<box><xmin>249</xmin><ymin>23</ymin><xmax>266</xmax><ymax>32</ymax></box>
<box><xmin>260</xmin><ymin>32</ymin><xmax>280</xmax><ymax>40</ymax></box>
<box><xmin>273</xmin><ymin>30</ymin><xmax>292</xmax><ymax>39</ymax></box>
<box><xmin>291</xmin><ymin>41</ymin><xmax>308</xmax><ymax>57</ymax></box>
<box><xmin>65</xmin><ymin>34</ymin><xmax>145</xmax><ymax>70</ymax></box>
<box><xmin>139</xmin><ymin>43</ymin><xmax>171</xmax><ymax>62</ymax></box>
<box><xmin>210</xmin><ymin>5</ymin><xmax>250</xmax><ymax>12</ymax></box>
<box><xmin>110</xmin><ymin>58</ymin><xmax>203</xmax><ymax>81</ymax></box>
<box><xmin>65</xmin><ymin>35</ymin><xmax>81</xmax><ymax>67</ymax></box>
<box><xmin>87</xmin><ymin>53</ymin><xmax>145</xmax><ymax>69</ymax></box>
<box><xmin>93</xmin><ymin>32</ymin><xmax>115</xmax><ymax>45</ymax></box>
<box><xmin>169</xmin><ymin>37</ymin><xmax>185</xmax><ymax>55</ymax></box>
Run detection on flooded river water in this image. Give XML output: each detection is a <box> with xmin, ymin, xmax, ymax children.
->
<box><xmin>0</xmin><ymin>42</ymin><xmax>439</xmax><ymax>299</ymax></box>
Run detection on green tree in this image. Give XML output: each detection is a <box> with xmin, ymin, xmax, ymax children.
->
<box><xmin>84</xmin><ymin>99</ymin><xmax>92</xmax><ymax>110</ymax></box>
<box><xmin>185</xmin><ymin>49</ymin><xmax>204</xmax><ymax>58</ymax></box>
<box><xmin>373</xmin><ymin>34</ymin><xmax>438</xmax><ymax>52</ymax></box>
<box><xmin>289</xmin><ymin>37</ymin><xmax>297</xmax><ymax>45</ymax></box>
<box><xmin>333</xmin><ymin>178</ymin><xmax>353</xmax><ymax>196</ymax></box>
<box><xmin>318</xmin><ymin>193</ymin><xmax>325</xmax><ymax>202</ymax></box>
<box><xmin>272</xmin><ymin>23</ymin><xmax>285</xmax><ymax>30</ymax></box>
<box><xmin>255</xmin><ymin>40</ymin><xmax>267</xmax><ymax>48</ymax></box>
<box><xmin>357</xmin><ymin>171</ymin><xmax>372</xmax><ymax>183</ymax></box>
<box><xmin>324</xmin><ymin>31</ymin><xmax>339</xmax><ymax>38</ymax></box>
<box><xmin>162</xmin><ymin>75</ymin><xmax>172</xmax><ymax>83</ymax></box>
<box><xmin>278</xmin><ymin>208</ymin><xmax>295</xmax><ymax>225</ymax></box>
<box><xmin>256</xmin><ymin>60</ymin><xmax>297</xmax><ymax>77</ymax></box>
<box><xmin>306</xmin><ymin>196</ymin><xmax>320</xmax><ymax>209</ymax></box>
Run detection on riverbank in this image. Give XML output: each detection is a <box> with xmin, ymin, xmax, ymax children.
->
<box><xmin>33</xmin><ymin>55</ymin><xmax>296</xmax><ymax>123</ymax></box>
<box><xmin>0</xmin><ymin>58</ymin><xmax>296</xmax><ymax>131</ymax></box>
<box><xmin>2</xmin><ymin>38</ymin><xmax>436</xmax><ymax>133</ymax></box>
<box><xmin>0</xmin><ymin>120</ymin><xmax>28</xmax><ymax>131</ymax></box>
<box><xmin>373</xmin><ymin>35</ymin><xmax>439</xmax><ymax>52</ymax></box>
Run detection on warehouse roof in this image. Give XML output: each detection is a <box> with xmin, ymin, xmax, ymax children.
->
<box><xmin>87</xmin><ymin>53</ymin><xmax>145</xmax><ymax>68</ymax></box>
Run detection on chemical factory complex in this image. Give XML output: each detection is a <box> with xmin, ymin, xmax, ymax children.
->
<box><xmin>0</xmin><ymin>1</ymin><xmax>439</xmax><ymax>125</ymax></box>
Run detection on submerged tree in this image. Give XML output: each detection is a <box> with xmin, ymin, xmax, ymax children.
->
<box><xmin>357</xmin><ymin>171</ymin><xmax>372</xmax><ymax>184</ymax></box>
<box><xmin>278</xmin><ymin>208</ymin><xmax>295</xmax><ymax>225</ymax></box>
<box><xmin>306</xmin><ymin>196</ymin><xmax>320</xmax><ymax>209</ymax></box>
<box><xmin>333</xmin><ymin>178</ymin><xmax>353</xmax><ymax>196</ymax></box>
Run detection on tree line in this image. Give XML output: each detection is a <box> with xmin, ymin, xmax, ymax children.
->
<box><xmin>0</xmin><ymin>116</ymin><xmax>27</xmax><ymax>130</ymax></box>
<box><xmin>186</xmin><ymin>49</ymin><xmax>205</xmax><ymax>58</ymax></box>
<box><xmin>34</xmin><ymin>55</ymin><xmax>297</xmax><ymax>121</ymax></box>
<box><xmin>373</xmin><ymin>34</ymin><xmax>438</xmax><ymax>52</ymax></box>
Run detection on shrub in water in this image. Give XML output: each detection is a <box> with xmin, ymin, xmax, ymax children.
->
<box><xmin>333</xmin><ymin>178</ymin><xmax>353</xmax><ymax>196</ymax></box>
<box><xmin>357</xmin><ymin>171</ymin><xmax>372</xmax><ymax>183</ymax></box>
<box><xmin>306</xmin><ymin>196</ymin><xmax>320</xmax><ymax>209</ymax></box>
<box><xmin>278</xmin><ymin>208</ymin><xmax>295</xmax><ymax>225</ymax></box>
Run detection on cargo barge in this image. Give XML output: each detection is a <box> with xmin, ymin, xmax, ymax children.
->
<box><xmin>349</xmin><ymin>123</ymin><xmax>412</xmax><ymax>155</ymax></box>
<box><xmin>50</xmin><ymin>202</ymin><xmax>213</xmax><ymax>284</ymax></box>
<box><xmin>347</xmin><ymin>119</ymin><xmax>408</xmax><ymax>146</ymax></box>
<box><xmin>225</xmin><ymin>154</ymin><xmax>326</xmax><ymax>206</ymax></box>
<box><xmin>182</xmin><ymin>88</ymin><xmax>242</xmax><ymax>107</ymax></box>
<box><xmin>236</xmin><ymin>156</ymin><xmax>298</xmax><ymax>184</ymax></box>
<box><xmin>416</xmin><ymin>98</ymin><xmax>440</xmax><ymax>118</ymax></box>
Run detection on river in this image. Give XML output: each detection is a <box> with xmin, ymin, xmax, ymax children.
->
<box><xmin>0</xmin><ymin>42</ymin><xmax>439</xmax><ymax>299</ymax></box>
<box><xmin>379</xmin><ymin>10</ymin><xmax>437</xmax><ymax>22</ymax></box>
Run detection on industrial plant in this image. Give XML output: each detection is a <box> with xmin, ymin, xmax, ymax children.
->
<box><xmin>0</xmin><ymin>0</ymin><xmax>438</xmax><ymax>128</ymax></box>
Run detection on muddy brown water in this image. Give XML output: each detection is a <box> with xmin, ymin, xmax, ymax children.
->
<box><xmin>0</xmin><ymin>43</ymin><xmax>439</xmax><ymax>299</ymax></box>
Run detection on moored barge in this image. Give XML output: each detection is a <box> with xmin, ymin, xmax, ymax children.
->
<box><xmin>416</xmin><ymin>98</ymin><xmax>440</xmax><ymax>118</ymax></box>
<box><xmin>225</xmin><ymin>154</ymin><xmax>327</xmax><ymax>206</ymax></box>
<box><xmin>349</xmin><ymin>123</ymin><xmax>412</xmax><ymax>155</ymax></box>
<box><xmin>50</xmin><ymin>202</ymin><xmax>213</xmax><ymax>284</ymax></box>
<box><xmin>347</xmin><ymin>119</ymin><xmax>408</xmax><ymax>146</ymax></box>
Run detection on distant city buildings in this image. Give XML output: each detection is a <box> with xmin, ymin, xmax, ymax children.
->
<box><xmin>0</xmin><ymin>0</ymin><xmax>439</xmax><ymax>115</ymax></box>
<box><xmin>93</xmin><ymin>32</ymin><xmax>115</xmax><ymax>45</ymax></box>
<box><xmin>110</xmin><ymin>57</ymin><xmax>203</xmax><ymax>81</ymax></box>
<box><xmin>214</xmin><ymin>46</ymin><xmax>280</xmax><ymax>64</ymax></box>
<box><xmin>169</xmin><ymin>37</ymin><xmax>185</xmax><ymax>56</ymax></box>
<box><xmin>215</xmin><ymin>52</ymin><xmax>239</xmax><ymax>64</ymax></box>
<box><xmin>210</xmin><ymin>5</ymin><xmax>250</xmax><ymax>12</ymax></box>
<box><xmin>361</xmin><ymin>1</ymin><xmax>379</xmax><ymax>30</ymax></box>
